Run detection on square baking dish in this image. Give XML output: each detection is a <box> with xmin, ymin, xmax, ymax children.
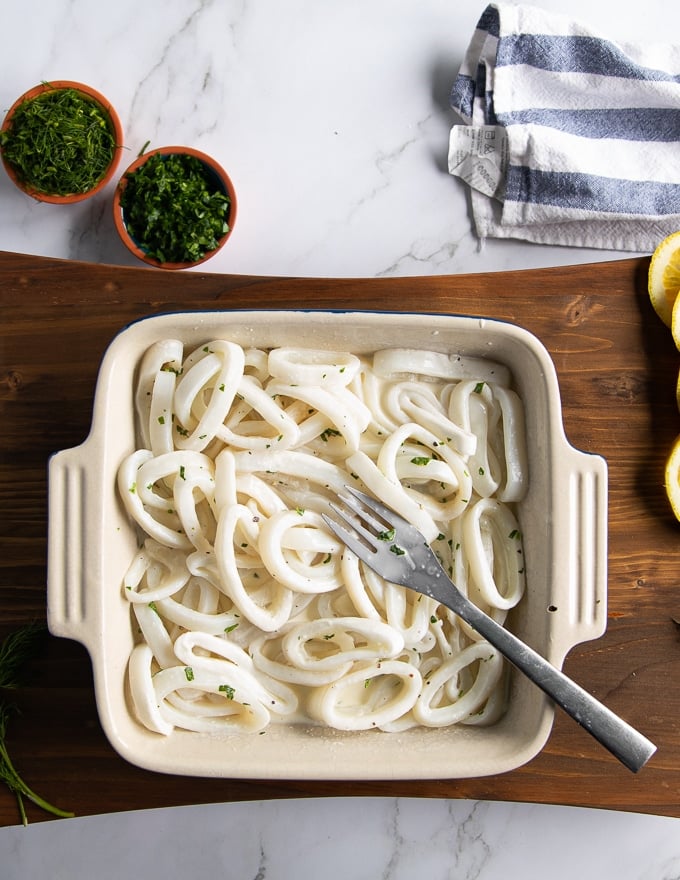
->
<box><xmin>47</xmin><ymin>310</ymin><xmax>607</xmax><ymax>779</ymax></box>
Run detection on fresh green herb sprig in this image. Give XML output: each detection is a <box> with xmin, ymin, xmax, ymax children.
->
<box><xmin>0</xmin><ymin>86</ymin><xmax>116</xmax><ymax>196</ymax></box>
<box><xmin>0</xmin><ymin>623</ymin><xmax>46</xmax><ymax>690</ymax></box>
<box><xmin>120</xmin><ymin>152</ymin><xmax>231</xmax><ymax>264</ymax></box>
<box><xmin>0</xmin><ymin>623</ymin><xmax>74</xmax><ymax>825</ymax></box>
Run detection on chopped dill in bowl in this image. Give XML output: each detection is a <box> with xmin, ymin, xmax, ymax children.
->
<box><xmin>0</xmin><ymin>85</ymin><xmax>117</xmax><ymax>197</ymax></box>
<box><xmin>118</xmin><ymin>152</ymin><xmax>232</xmax><ymax>265</ymax></box>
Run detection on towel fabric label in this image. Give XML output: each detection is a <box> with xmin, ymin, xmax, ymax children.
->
<box><xmin>448</xmin><ymin>125</ymin><xmax>508</xmax><ymax>199</ymax></box>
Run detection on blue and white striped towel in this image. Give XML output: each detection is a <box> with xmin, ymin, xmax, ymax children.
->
<box><xmin>448</xmin><ymin>3</ymin><xmax>680</xmax><ymax>251</ymax></box>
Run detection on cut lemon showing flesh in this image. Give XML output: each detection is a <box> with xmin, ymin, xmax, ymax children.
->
<box><xmin>672</xmin><ymin>289</ymin><xmax>680</xmax><ymax>351</ymax></box>
<box><xmin>664</xmin><ymin>434</ymin><xmax>680</xmax><ymax>521</ymax></box>
<box><xmin>648</xmin><ymin>231</ymin><xmax>680</xmax><ymax>328</ymax></box>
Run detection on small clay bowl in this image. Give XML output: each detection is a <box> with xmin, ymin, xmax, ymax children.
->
<box><xmin>113</xmin><ymin>146</ymin><xmax>237</xmax><ymax>270</ymax></box>
<box><xmin>0</xmin><ymin>80</ymin><xmax>124</xmax><ymax>204</ymax></box>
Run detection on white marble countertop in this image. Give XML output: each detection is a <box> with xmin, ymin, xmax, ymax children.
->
<box><xmin>1</xmin><ymin>0</ymin><xmax>679</xmax><ymax>875</ymax></box>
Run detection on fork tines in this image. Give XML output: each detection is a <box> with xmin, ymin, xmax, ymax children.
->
<box><xmin>322</xmin><ymin>486</ymin><xmax>407</xmax><ymax>552</ymax></box>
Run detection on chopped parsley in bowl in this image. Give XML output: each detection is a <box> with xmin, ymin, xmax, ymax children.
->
<box><xmin>113</xmin><ymin>145</ymin><xmax>236</xmax><ymax>269</ymax></box>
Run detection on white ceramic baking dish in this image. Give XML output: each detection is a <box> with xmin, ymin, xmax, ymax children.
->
<box><xmin>47</xmin><ymin>310</ymin><xmax>607</xmax><ymax>779</ymax></box>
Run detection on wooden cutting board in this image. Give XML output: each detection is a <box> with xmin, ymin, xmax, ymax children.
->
<box><xmin>1</xmin><ymin>250</ymin><xmax>679</xmax><ymax>825</ymax></box>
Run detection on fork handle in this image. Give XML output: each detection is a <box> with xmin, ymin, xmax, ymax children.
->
<box><xmin>442</xmin><ymin>588</ymin><xmax>656</xmax><ymax>773</ymax></box>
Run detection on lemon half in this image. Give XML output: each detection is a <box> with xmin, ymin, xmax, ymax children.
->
<box><xmin>648</xmin><ymin>231</ymin><xmax>680</xmax><ymax>328</ymax></box>
<box><xmin>664</xmin><ymin>434</ymin><xmax>680</xmax><ymax>521</ymax></box>
<box><xmin>672</xmin><ymin>289</ymin><xmax>680</xmax><ymax>353</ymax></box>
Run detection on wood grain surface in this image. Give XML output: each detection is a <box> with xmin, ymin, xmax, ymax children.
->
<box><xmin>1</xmin><ymin>250</ymin><xmax>678</xmax><ymax>825</ymax></box>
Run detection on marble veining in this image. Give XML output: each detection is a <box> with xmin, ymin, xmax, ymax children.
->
<box><xmin>1</xmin><ymin>0</ymin><xmax>679</xmax><ymax>875</ymax></box>
<box><xmin>2</xmin><ymin>798</ymin><xmax>680</xmax><ymax>879</ymax></box>
<box><xmin>0</xmin><ymin>0</ymin><xmax>636</xmax><ymax>279</ymax></box>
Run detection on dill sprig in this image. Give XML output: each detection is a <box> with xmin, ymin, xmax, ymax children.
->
<box><xmin>0</xmin><ymin>621</ymin><xmax>46</xmax><ymax>689</ymax></box>
<box><xmin>0</xmin><ymin>623</ymin><xmax>74</xmax><ymax>824</ymax></box>
<box><xmin>0</xmin><ymin>85</ymin><xmax>116</xmax><ymax>196</ymax></box>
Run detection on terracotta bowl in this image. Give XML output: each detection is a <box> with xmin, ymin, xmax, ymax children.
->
<box><xmin>0</xmin><ymin>80</ymin><xmax>123</xmax><ymax>204</ymax></box>
<box><xmin>113</xmin><ymin>146</ymin><xmax>237</xmax><ymax>270</ymax></box>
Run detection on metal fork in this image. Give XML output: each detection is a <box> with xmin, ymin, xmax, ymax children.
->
<box><xmin>322</xmin><ymin>486</ymin><xmax>656</xmax><ymax>773</ymax></box>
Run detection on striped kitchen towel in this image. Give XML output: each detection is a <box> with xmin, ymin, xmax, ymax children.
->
<box><xmin>448</xmin><ymin>3</ymin><xmax>680</xmax><ymax>251</ymax></box>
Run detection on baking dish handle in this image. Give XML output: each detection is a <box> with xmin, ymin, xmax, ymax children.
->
<box><xmin>47</xmin><ymin>442</ymin><xmax>101</xmax><ymax>652</ymax></box>
<box><xmin>555</xmin><ymin>445</ymin><xmax>608</xmax><ymax>648</ymax></box>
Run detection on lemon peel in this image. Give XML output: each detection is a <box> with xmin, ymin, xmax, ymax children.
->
<box><xmin>665</xmin><ymin>434</ymin><xmax>680</xmax><ymax>521</ymax></box>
